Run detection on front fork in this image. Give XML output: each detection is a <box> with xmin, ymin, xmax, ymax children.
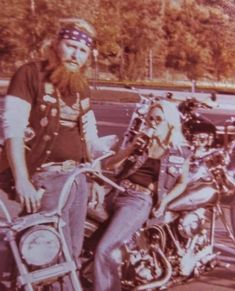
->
<box><xmin>216</xmin><ymin>204</ymin><xmax>235</xmax><ymax>242</ymax></box>
<box><xmin>6</xmin><ymin>230</ymin><xmax>34</xmax><ymax>291</ymax></box>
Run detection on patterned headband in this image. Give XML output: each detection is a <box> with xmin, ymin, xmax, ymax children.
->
<box><xmin>59</xmin><ymin>28</ymin><xmax>93</xmax><ymax>47</ymax></box>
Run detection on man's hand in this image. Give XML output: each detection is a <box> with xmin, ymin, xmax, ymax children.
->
<box><xmin>15</xmin><ymin>178</ymin><xmax>42</xmax><ymax>213</ymax></box>
<box><xmin>5</xmin><ymin>137</ymin><xmax>42</xmax><ymax>213</ymax></box>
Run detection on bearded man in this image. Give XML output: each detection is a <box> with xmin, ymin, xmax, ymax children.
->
<box><xmin>2</xmin><ymin>18</ymin><xmax>101</xmax><ymax>276</ymax></box>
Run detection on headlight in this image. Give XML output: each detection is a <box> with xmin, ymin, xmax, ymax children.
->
<box><xmin>19</xmin><ymin>225</ymin><xmax>61</xmax><ymax>267</ymax></box>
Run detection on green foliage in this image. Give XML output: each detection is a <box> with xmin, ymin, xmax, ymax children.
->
<box><xmin>95</xmin><ymin>0</ymin><xmax>164</xmax><ymax>80</ymax></box>
<box><xmin>164</xmin><ymin>0</ymin><xmax>235</xmax><ymax>80</ymax></box>
<box><xmin>0</xmin><ymin>0</ymin><xmax>234</xmax><ymax>81</ymax></box>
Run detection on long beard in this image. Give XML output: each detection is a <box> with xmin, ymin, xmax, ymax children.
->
<box><xmin>44</xmin><ymin>46</ymin><xmax>88</xmax><ymax>98</ymax></box>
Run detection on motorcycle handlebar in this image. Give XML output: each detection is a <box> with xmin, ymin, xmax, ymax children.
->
<box><xmin>0</xmin><ymin>152</ymin><xmax>123</xmax><ymax>221</ymax></box>
<box><xmin>56</xmin><ymin>152</ymin><xmax>125</xmax><ymax>214</ymax></box>
<box><xmin>90</xmin><ymin>150</ymin><xmax>115</xmax><ymax>168</ymax></box>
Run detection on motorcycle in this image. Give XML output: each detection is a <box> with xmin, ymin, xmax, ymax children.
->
<box><xmin>179</xmin><ymin>97</ymin><xmax>235</xmax><ymax>237</ymax></box>
<box><xmin>0</xmin><ymin>152</ymin><xmax>122</xmax><ymax>291</ymax></box>
<box><xmin>80</xmin><ymin>146</ymin><xmax>235</xmax><ymax>290</ymax></box>
<box><xmin>80</xmin><ymin>93</ymin><xmax>235</xmax><ymax>290</ymax></box>
<box><xmin>0</xmin><ymin>188</ymin><xmax>82</xmax><ymax>290</ymax></box>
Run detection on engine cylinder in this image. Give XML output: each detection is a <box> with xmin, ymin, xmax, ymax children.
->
<box><xmin>178</xmin><ymin>208</ymin><xmax>206</xmax><ymax>238</ymax></box>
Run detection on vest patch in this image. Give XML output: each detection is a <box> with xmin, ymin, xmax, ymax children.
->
<box><xmin>81</xmin><ymin>98</ymin><xmax>90</xmax><ymax>112</ymax></box>
<box><xmin>45</xmin><ymin>82</ymin><xmax>55</xmax><ymax>95</ymax></box>
<box><xmin>168</xmin><ymin>166</ymin><xmax>178</xmax><ymax>175</ymax></box>
<box><xmin>40</xmin><ymin>117</ymin><xmax>49</xmax><ymax>127</ymax></box>
<box><xmin>168</xmin><ymin>155</ymin><xmax>185</xmax><ymax>164</ymax></box>
<box><xmin>43</xmin><ymin>95</ymin><xmax>57</xmax><ymax>103</ymax></box>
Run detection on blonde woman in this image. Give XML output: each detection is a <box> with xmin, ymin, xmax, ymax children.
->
<box><xmin>94</xmin><ymin>100</ymin><xmax>191</xmax><ymax>291</ymax></box>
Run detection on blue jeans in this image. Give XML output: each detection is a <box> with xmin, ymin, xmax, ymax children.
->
<box><xmin>94</xmin><ymin>189</ymin><xmax>153</xmax><ymax>291</ymax></box>
<box><xmin>230</xmin><ymin>195</ymin><xmax>235</xmax><ymax>237</ymax></box>
<box><xmin>32</xmin><ymin>170</ymin><xmax>89</xmax><ymax>290</ymax></box>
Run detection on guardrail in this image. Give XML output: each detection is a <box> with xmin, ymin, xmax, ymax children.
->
<box><xmin>90</xmin><ymin>79</ymin><xmax>235</xmax><ymax>95</ymax></box>
<box><xmin>1</xmin><ymin>78</ymin><xmax>235</xmax><ymax>94</ymax></box>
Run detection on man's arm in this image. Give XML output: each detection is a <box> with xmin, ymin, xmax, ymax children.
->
<box><xmin>3</xmin><ymin>96</ymin><xmax>40</xmax><ymax>213</ymax></box>
<box><xmin>5</xmin><ymin>137</ymin><xmax>39</xmax><ymax>213</ymax></box>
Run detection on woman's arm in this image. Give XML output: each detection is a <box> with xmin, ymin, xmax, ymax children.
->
<box><xmin>104</xmin><ymin>132</ymin><xmax>150</xmax><ymax>170</ymax></box>
<box><xmin>104</xmin><ymin>144</ymin><xmax>135</xmax><ymax>170</ymax></box>
<box><xmin>163</xmin><ymin>158</ymin><xmax>190</xmax><ymax>204</ymax></box>
<box><xmin>152</xmin><ymin>157</ymin><xmax>190</xmax><ymax>217</ymax></box>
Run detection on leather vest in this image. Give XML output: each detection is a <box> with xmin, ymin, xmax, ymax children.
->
<box><xmin>24</xmin><ymin>62</ymin><xmax>91</xmax><ymax>174</ymax></box>
<box><xmin>119</xmin><ymin>145</ymin><xmax>191</xmax><ymax>201</ymax></box>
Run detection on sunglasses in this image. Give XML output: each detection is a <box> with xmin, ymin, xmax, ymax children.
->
<box><xmin>148</xmin><ymin>115</ymin><xmax>165</xmax><ymax>124</ymax></box>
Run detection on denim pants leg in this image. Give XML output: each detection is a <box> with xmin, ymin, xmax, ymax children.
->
<box><xmin>33</xmin><ymin>170</ymin><xmax>88</xmax><ymax>258</ymax></box>
<box><xmin>32</xmin><ymin>171</ymin><xmax>89</xmax><ymax>291</ymax></box>
<box><xmin>94</xmin><ymin>190</ymin><xmax>153</xmax><ymax>291</ymax></box>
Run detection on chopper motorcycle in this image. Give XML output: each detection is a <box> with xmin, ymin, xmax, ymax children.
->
<box><xmin>0</xmin><ymin>152</ymin><xmax>124</xmax><ymax>291</ymax></box>
<box><xmin>82</xmin><ymin>149</ymin><xmax>235</xmax><ymax>290</ymax></box>
<box><xmin>81</xmin><ymin>92</ymin><xmax>235</xmax><ymax>290</ymax></box>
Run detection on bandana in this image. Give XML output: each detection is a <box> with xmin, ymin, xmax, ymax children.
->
<box><xmin>59</xmin><ymin>28</ymin><xmax>93</xmax><ymax>47</ymax></box>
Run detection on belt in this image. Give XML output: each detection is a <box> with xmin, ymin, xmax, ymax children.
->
<box><xmin>120</xmin><ymin>179</ymin><xmax>153</xmax><ymax>196</ymax></box>
<box><xmin>39</xmin><ymin>160</ymin><xmax>79</xmax><ymax>172</ymax></box>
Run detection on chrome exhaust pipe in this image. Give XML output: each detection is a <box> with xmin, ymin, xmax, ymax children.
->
<box><xmin>133</xmin><ymin>247</ymin><xmax>172</xmax><ymax>290</ymax></box>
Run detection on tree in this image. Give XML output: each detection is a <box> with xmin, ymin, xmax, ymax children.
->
<box><xmin>96</xmin><ymin>0</ymin><xmax>164</xmax><ymax>80</ymax></box>
<box><xmin>0</xmin><ymin>0</ymin><xmax>97</xmax><ymax>72</ymax></box>
<box><xmin>0</xmin><ymin>0</ymin><xmax>234</xmax><ymax>81</ymax></box>
<box><xmin>164</xmin><ymin>0</ymin><xmax>235</xmax><ymax>80</ymax></box>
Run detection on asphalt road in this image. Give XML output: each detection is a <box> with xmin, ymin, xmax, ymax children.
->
<box><xmin>0</xmin><ymin>92</ymin><xmax>235</xmax><ymax>290</ymax></box>
<box><xmin>92</xmin><ymin>101</ymin><xmax>235</xmax><ymax>146</ymax></box>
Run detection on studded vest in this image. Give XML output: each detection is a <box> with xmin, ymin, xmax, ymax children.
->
<box><xmin>25</xmin><ymin>62</ymin><xmax>91</xmax><ymax>174</ymax></box>
<box><xmin>119</xmin><ymin>146</ymin><xmax>191</xmax><ymax>201</ymax></box>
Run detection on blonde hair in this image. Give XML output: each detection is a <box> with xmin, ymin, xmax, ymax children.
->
<box><xmin>149</xmin><ymin>100</ymin><xmax>186</xmax><ymax>148</ymax></box>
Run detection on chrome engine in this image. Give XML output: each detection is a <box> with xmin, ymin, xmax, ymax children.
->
<box><xmin>178</xmin><ymin>208</ymin><xmax>206</xmax><ymax>238</ymax></box>
<box><xmin>121</xmin><ymin>227</ymin><xmax>172</xmax><ymax>290</ymax></box>
<box><xmin>121</xmin><ymin>206</ymin><xmax>215</xmax><ymax>290</ymax></box>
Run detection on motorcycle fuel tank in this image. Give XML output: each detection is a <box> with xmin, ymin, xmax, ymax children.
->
<box><xmin>168</xmin><ymin>183</ymin><xmax>218</xmax><ymax>212</ymax></box>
